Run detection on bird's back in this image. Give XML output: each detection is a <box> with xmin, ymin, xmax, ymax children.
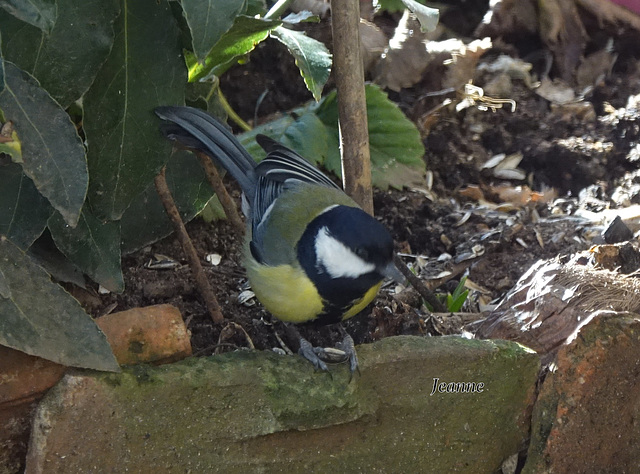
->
<box><xmin>247</xmin><ymin>181</ymin><xmax>358</xmax><ymax>267</ymax></box>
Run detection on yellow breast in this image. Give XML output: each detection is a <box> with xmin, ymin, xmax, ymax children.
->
<box><xmin>245</xmin><ymin>259</ymin><xmax>325</xmax><ymax>323</ymax></box>
<box><xmin>244</xmin><ymin>257</ymin><xmax>382</xmax><ymax>324</ymax></box>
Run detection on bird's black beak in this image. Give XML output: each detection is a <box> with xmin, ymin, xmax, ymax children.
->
<box><xmin>380</xmin><ymin>261</ymin><xmax>406</xmax><ymax>285</ymax></box>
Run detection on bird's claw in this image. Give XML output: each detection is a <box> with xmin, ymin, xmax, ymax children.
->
<box><xmin>336</xmin><ymin>334</ymin><xmax>360</xmax><ymax>376</ymax></box>
<box><xmin>297</xmin><ymin>335</ymin><xmax>359</xmax><ymax>377</ymax></box>
<box><xmin>298</xmin><ymin>338</ymin><xmax>329</xmax><ymax>371</ymax></box>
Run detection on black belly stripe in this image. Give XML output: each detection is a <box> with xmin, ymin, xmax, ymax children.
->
<box><xmin>318</xmin><ymin>301</ymin><xmax>355</xmax><ymax>325</ymax></box>
<box><xmin>313</xmin><ymin>291</ymin><xmax>369</xmax><ymax>325</ymax></box>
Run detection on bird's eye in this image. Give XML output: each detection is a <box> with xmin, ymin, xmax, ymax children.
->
<box><xmin>355</xmin><ymin>248</ymin><xmax>368</xmax><ymax>260</ymax></box>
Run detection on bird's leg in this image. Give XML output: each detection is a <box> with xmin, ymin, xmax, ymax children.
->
<box><xmin>284</xmin><ymin>324</ymin><xmax>359</xmax><ymax>375</ymax></box>
<box><xmin>300</xmin><ymin>338</ymin><xmax>330</xmax><ymax>371</ymax></box>
<box><xmin>285</xmin><ymin>324</ymin><xmax>329</xmax><ymax>371</ymax></box>
<box><xmin>335</xmin><ymin>325</ymin><xmax>360</xmax><ymax>376</ymax></box>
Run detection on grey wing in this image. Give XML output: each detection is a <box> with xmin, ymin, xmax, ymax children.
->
<box><xmin>249</xmin><ymin>135</ymin><xmax>341</xmax><ymax>264</ymax></box>
<box><xmin>249</xmin><ymin>176</ymin><xmax>281</xmax><ymax>264</ymax></box>
<box><xmin>255</xmin><ymin>135</ymin><xmax>341</xmax><ymax>191</ymax></box>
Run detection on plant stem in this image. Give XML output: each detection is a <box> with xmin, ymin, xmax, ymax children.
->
<box><xmin>218</xmin><ymin>88</ymin><xmax>251</xmax><ymax>132</ymax></box>
<box><xmin>204</xmin><ymin>76</ymin><xmax>220</xmax><ymax>102</ymax></box>
<box><xmin>154</xmin><ymin>167</ymin><xmax>224</xmax><ymax>324</ymax></box>
<box><xmin>195</xmin><ymin>150</ymin><xmax>245</xmax><ymax>234</ymax></box>
<box><xmin>330</xmin><ymin>0</ymin><xmax>374</xmax><ymax>214</ymax></box>
<box><xmin>265</xmin><ymin>0</ymin><xmax>295</xmax><ymax>19</ymax></box>
<box><xmin>394</xmin><ymin>254</ymin><xmax>446</xmax><ymax>313</ymax></box>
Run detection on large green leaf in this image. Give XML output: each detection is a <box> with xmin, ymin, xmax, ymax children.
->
<box><xmin>0</xmin><ymin>61</ymin><xmax>88</xmax><ymax>226</ymax></box>
<box><xmin>240</xmin><ymin>84</ymin><xmax>426</xmax><ymax>190</ymax></box>
<box><xmin>271</xmin><ymin>26</ymin><xmax>331</xmax><ymax>101</ymax></box>
<box><xmin>246</xmin><ymin>0</ymin><xmax>267</xmax><ymax>16</ymax></box>
<box><xmin>27</xmin><ymin>229</ymin><xmax>87</xmax><ymax>288</ymax></box>
<box><xmin>0</xmin><ymin>0</ymin><xmax>119</xmax><ymax>108</ymax></box>
<box><xmin>83</xmin><ymin>0</ymin><xmax>186</xmax><ymax>221</ymax></box>
<box><xmin>120</xmin><ymin>149</ymin><xmax>214</xmax><ymax>254</ymax></box>
<box><xmin>185</xmin><ymin>81</ymin><xmax>227</xmax><ymax>118</ymax></box>
<box><xmin>181</xmin><ymin>0</ymin><xmax>247</xmax><ymax>61</ymax></box>
<box><xmin>186</xmin><ymin>15</ymin><xmax>281</xmax><ymax>82</ymax></box>
<box><xmin>316</xmin><ymin>84</ymin><xmax>426</xmax><ymax>189</ymax></box>
<box><xmin>376</xmin><ymin>0</ymin><xmax>410</xmax><ymax>13</ymax></box>
<box><xmin>48</xmin><ymin>209</ymin><xmax>124</xmax><ymax>293</ymax></box>
<box><xmin>0</xmin><ymin>0</ymin><xmax>56</xmax><ymax>33</ymax></box>
<box><xmin>0</xmin><ymin>237</ymin><xmax>119</xmax><ymax>371</ymax></box>
<box><xmin>239</xmin><ymin>109</ymin><xmax>329</xmax><ymax>166</ymax></box>
<box><xmin>0</xmin><ymin>161</ymin><xmax>52</xmax><ymax>249</ymax></box>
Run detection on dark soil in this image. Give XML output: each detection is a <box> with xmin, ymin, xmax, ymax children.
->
<box><xmin>87</xmin><ymin>8</ymin><xmax>640</xmax><ymax>364</ymax></box>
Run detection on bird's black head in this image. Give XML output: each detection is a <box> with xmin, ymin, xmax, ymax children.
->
<box><xmin>297</xmin><ymin>205</ymin><xmax>400</xmax><ymax>322</ymax></box>
<box><xmin>315</xmin><ymin>205</ymin><xmax>394</xmax><ymax>271</ymax></box>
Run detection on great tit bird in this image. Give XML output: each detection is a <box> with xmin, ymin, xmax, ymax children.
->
<box><xmin>155</xmin><ymin>106</ymin><xmax>403</xmax><ymax>371</ymax></box>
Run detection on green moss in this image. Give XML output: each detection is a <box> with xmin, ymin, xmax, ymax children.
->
<box><xmin>40</xmin><ymin>336</ymin><xmax>541</xmax><ymax>473</ymax></box>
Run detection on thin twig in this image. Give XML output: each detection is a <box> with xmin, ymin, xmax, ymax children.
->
<box><xmin>331</xmin><ymin>0</ymin><xmax>374</xmax><ymax>214</ymax></box>
<box><xmin>394</xmin><ymin>254</ymin><xmax>446</xmax><ymax>313</ymax></box>
<box><xmin>195</xmin><ymin>150</ymin><xmax>245</xmax><ymax>234</ymax></box>
<box><xmin>154</xmin><ymin>167</ymin><xmax>224</xmax><ymax>323</ymax></box>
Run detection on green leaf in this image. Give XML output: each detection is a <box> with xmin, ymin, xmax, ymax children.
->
<box><xmin>316</xmin><ymin>84</ymin><xmax>426</xmax><ymax>189</ymax></box>
<box><xmin>245</xmin><ymin>0</ymin><xmax>267</xmax><ymax>16</ymax></box>
<box><xmin>28</xmin><ymin>230</ymin><xmax>86</xmax><ymax>288</ymax></box>
<box><xmin>0</xmin><ymin>237</ymin><xmax>119</xmax><ymax>371</ymax></box>
<box><xmin>0</xmin><ymin>0</ymin><xmax>119</xmax><ymax>108</ymax></box>
<box><xmin>375</xmin><ymin>0</ymin><xmax>406</xmax><ymax>13</ymax></box>
<box><xmin>186</xmin><ymin>15</ymin><xmax>281</xmax><ymax>82</ymax></box>
<box><xmin>0</xmin><ymin>0</ymin><xmax>56</xmax><ymax>33</ymax></box>
<box><xmin>447</xmin><ymin>290</ymin><xmax>469</xmax><ymax>312</ymax></box>
<box><xmin>83</xmin><ymin>0</ymin><xmax>186</xmax><ymax>221</ymax></box>
<box><xmin>271</xmin><ymin>26</ymin><xmax>331</xmax><ymax>101</ymax></box>
<box><xmin>445</xmin><ymin>276</ymin><xmax>469</xmax><ymax>312</ymax></box>
<box><xmin>181</xmin><ymin>0</ymin><xmax>247</xmax><ymax>61</ymax></box>
<box><xmin>185</xmin><ymin>81</ymin><xmax>227</xmax><ymax>118</ymax></box>
<box><xmin>452</xmin><ymin>276</ymin><xmax>468</xmax><ymax>300</ymax></box>
<box><xmin>283</xmin><ymin>12</ymin><xmax>320</xmax><ymax>24</ymax></box>
<box><xmin>120</xmin><ymin>149</ymin><xmax>214</xmax><ymax>254</ymax></box>
<box><xmin>240</xmin><ymin>84</ymin><xmax>426</xmax><ymax>190</ymax></box>
<box><xmin>0</xmin><ymin>61</ymin><xmax>88</xmax><ymax>226</ymax></box>
<box><xmin>239</xmin><ymin>108</ymin><xmax>329</xmax><ymax>165</ymax></box>
<box><xmin>198</xmin><ymin>195</ymin><xmax>227</xmax><ymax>223</ymax></box>
<box><xmin>0</xmin><ymin>162</ymin><xmax>52</xmax><ymax>249</ymax></box>
<box><xmin>239</xmin><ymin>113</ymin><xmax>297</xmax><ymax>158</ymax></box>
<box><xmin>48</xmin><ymin>209</ymin><xmax>124</xmax><ymax>293</ymax></box>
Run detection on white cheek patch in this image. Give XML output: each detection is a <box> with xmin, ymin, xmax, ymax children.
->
<box><xmin>315</xmin><ymin>226</ymin><xmax>376</xmax><ymax>278</ymax></box>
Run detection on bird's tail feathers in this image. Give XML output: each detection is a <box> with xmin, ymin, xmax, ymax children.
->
<box><xmin>155</xmin><ymin>106</ymin><xmax>257</xmax><ymax>200</ymax></box>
